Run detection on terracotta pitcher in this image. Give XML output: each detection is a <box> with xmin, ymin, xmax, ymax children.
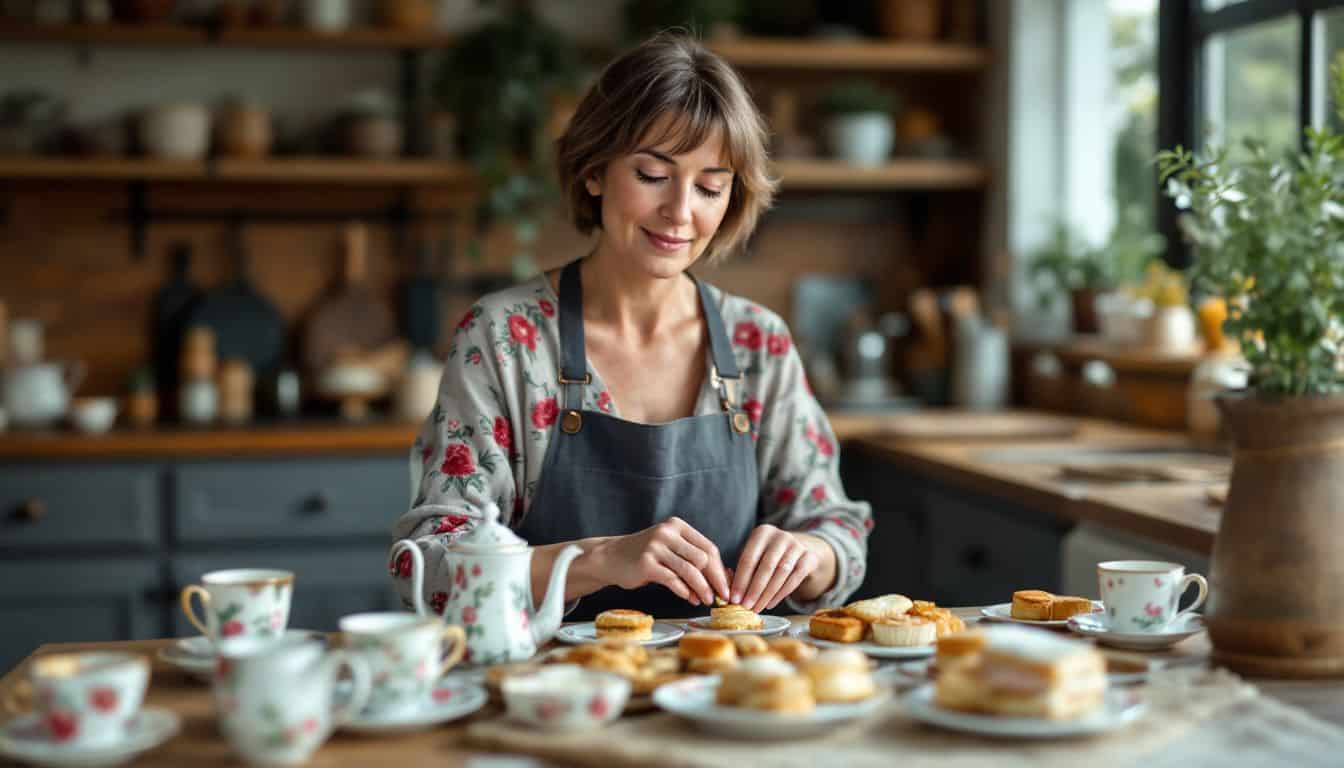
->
<box><xmin>1208</xmin><ymin>394</ymin><xmax>1344</xmax><ymax>677</ymax></box>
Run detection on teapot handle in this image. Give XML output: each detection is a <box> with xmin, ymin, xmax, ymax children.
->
<box><xmin>391</xmin><ymin>539</ymin><xmax>427</xmax><ymax>617</ymax></box>
<box><xmin>63</xmin><ymin>361</ymin><xmax>86</xmax><ymax>393</ymax></box>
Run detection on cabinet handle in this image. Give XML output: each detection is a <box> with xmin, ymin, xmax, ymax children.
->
<box><xmin>13</xmin><ymin>498</ymin><xmax>46</xmax><ymax>523</ymax></box>
<box><xmin>302</xmin><ymin>493</ymin><xmax>330</xmax><ymax>515</ymax></box>
<box><xmin>961</xmin><ymin>546</ymin><xmax>989</xmax><ymax>570</ymax></box>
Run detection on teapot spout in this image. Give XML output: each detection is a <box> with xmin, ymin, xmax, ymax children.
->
<box><xmin>531</xmin><ymin>544</ymin><xmax>583</xmax><ymax>647</ymax></box>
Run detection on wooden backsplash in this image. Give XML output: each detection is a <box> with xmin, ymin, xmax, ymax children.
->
<box><xmin>0</xmin><ymin>180</ymin><xmax>972</xmax><ymax>396</ymax></box>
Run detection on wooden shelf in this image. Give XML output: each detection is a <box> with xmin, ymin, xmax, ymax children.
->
<box><xmin>0</xmin><ymin>157</ymin><xmax>473</xmax><ymax>186</ymax></box>
<box><xmin>709</xmin><ymin>38</ymin><xmax>988</xmax><ymax>71</ymax></box>
<box><xmin>0</xmin><ymin>21</ymin><xmax>452</xmax><ymax>49</ymax></box>
<box><xmin>773</xmin><ymin>158</ymin><xmax>987</xmax><ymax>190</ymax></box>
<box><xmin>0</xmin><ymin>421</ymin><xmax>420</xmax><ymax>459</ymax></box>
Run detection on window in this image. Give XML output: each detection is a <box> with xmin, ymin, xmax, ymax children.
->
<box><xmin>1110</xmin><ymin>0</ymin><xmax>1161</xmax><ymax>233</ymax></box>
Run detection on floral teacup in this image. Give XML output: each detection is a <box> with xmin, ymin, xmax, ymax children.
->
<box><xmin>180</xmin><ymin>569</ymin><xmax>294</xmax><ymax>643</ymax></box>
<box><xmin>339</xmin><ymin>612</ymin><xmax>467</xmax><ymax>718</ymax></box>
<box><xmin>501</xmin><ymin>665</ymin><xmax>629</xmax><ymax>731</ymax></box>
<box><xmin>5</xmin><ymin>652</ymin><xmax>149</xmax><ymax>747</ymax></box>
<box><xmin>213</xmin><ymin>635</ymin><xmax>370</xmax><ymax>767</ymax></box>
<box><xmin>1098</xmin><ymin>560</ymin><xmax>1208</xmax><ymax>633</ymax></box>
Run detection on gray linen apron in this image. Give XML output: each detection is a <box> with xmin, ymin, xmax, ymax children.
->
<box><xmin>516</xmin><ymin>259</ymin><xmax>759</xmax><ymax>621</ymax></box>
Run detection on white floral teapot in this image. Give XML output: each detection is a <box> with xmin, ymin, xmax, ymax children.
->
<box><xmin>392</xmin><ymin>504</ymin><xmax>582</xmax><ymax>665</ymax></box>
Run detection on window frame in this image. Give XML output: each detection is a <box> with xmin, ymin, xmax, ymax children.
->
<box><xmin>1157</xmin><ymin>0</ymin><xmax>1344</xmax><ymax>266</ymax></box>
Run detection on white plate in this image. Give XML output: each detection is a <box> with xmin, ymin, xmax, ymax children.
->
<box><xmin>652</xmin><ymin>676</ymin><xmax>891</xmax><ymax>739</ymax></box>
<box><xmin>340</xmin><ymin>680</ymin><xmax>487</xmax><ymax>735</ymax></box>
<box><xmin>890</xmin><ymin>656</ymin><xmax>1161</xmax><ymax>687</ymax></box>
<box><xmin>156</xmin><ymin>647</ymin><xmax>215</xmax><ymax>681</ymax></box>
<box><xmin>786</xmin><ymin>624</ymin><xmax>935</xmax><ymax>659</ymax></box>
<box><xmin>1067</xmin><ymin>612</ymin><xmax>1206</xmax><ymax>650</ymax></box>
<box><xmin>683</xmin><ymin>615</ymin><xmax>792</xmax><ymax>636</ymax></box>
<box><xmin>979</xmin><ymin>602</ymin><xmax>1105</xmax><ymax>627</ymax></box>
<box><xmin>903</xmin><ymin>684</ymin><xmax>1146</xmax><ymax>738</ymax></box>
<box><xmin>0</xmin><ymin>708</ymin><xmax>180</xmax><ymax>768</ymax></box>
<box><xmin>555</xmin><ymin>622</ymin><xmax>684</xmax><ymax>647</ymax></box>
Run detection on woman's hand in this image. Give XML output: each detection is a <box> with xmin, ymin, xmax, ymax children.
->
<box><xmin>592</xmin><ymin>517</ymin><xmax>731</xmax><ymax>606</ymax></box>
<box><xmin>731</xmin><ymin>525</ymin><xmax>821</xmax><ymax>612</ymax></box>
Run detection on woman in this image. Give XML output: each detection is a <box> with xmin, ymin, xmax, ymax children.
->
<box><xmin>392</xmin><ymin>33</ymin><xmax>872</xmax><ymax>620</ymax></box>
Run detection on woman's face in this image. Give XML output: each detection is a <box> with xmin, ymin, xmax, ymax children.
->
<box><xmin>587</xmin><ymin>116</ymin><xmax>734</xmax><ymax>280</ymax></box>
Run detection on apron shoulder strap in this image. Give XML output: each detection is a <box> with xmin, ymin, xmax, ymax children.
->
<box><xmin>557</xmin><ymin>260</ymin><xmax>589</xmax><ymax>412</ymax></box>
<box><xmin>691</xmin><ymin>275</ymin><xmax>740</xmax><ymax>381</ymax></box>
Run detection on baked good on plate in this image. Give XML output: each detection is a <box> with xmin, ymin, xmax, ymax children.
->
<box><xmin>718</xmin><ymin>657</ymin><xmax>815</xmax><ymax>713</ymax></box>
<box><xmin>842</xmin><ymin>594</ymin><xmax>913</xmax><ymax>624</ymax></box>
<box><xmin>595</xmin><ymin>608</ymin><xmax>654</xmax><ymax>640</ymax></box>
<box><xmin>799</xmin><ymin>648</ymin><xmax>876</xmax><ymax>704</ymax></box>
<box><xmin>732</xmin><ymin>635</ymin><xmax>772</xmax><ymax>657</ymax></box>
<box><xmin>871</xmin><ymin>614</ymin><xmax>937</xmax><ymax>647</ymax></box>
<box><xmin>809</xmin><ymin>609</ymin><xmax>865</xmax><ymax>643</ymax></box>
<box><xmin>934</xmin><ymin>626</ymin><xmax>1106</xmax><ymax>719</ymax></box>
<box><xmin>908</xmin><ymin>601</ymin><xmax>965</xmax><ymax>638</ymax></box>
<box><xmin>678</xmin><ymin>632</ymin><xmax>738</xmax><ymax>673</ymax></box>
<box><xmin>1049</xmin><ymin>595</ymin><xmax>1094</xmax><ymax>621</ymax></box>
<box><xmin>710</xmin><ymin>603</ymin><xmax>764</xmax><ymax>630</ymax></box>
<box><xmin>766</xmin><ymin>637</ymin><xmax>818</xmax><ymax>664</ymax></box>
<box><xmin>1010</xmin><ymin>590</ymin><xmax>1055</xmax><ymax>621</ymax></box>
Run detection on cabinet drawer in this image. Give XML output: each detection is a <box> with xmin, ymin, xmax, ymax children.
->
<box><xmin>173</xmin><ymin>457</ymin><xmax>407</xmax><ymax>543</ymax></box>
<box><xmin>924</xmin><ymin>486</ymin><xmax>1067</xmax><ymax>606</ymax></box>
<box><xmin>171</xmin><ymin>548</ymin><xmax>400</xmax><ymax>635</ymax></box>
<box><xmin>0</xmin><ymin>464</ymin><xmax>159</xmax><ymax>550</ymax></box>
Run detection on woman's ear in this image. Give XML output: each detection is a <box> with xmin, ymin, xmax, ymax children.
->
<box><xmin>585</xmin><ymin>175</ymin><xmax>602</xmax><ymax>197</ymax></box>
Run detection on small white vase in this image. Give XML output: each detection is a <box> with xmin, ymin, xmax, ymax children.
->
<box><xmin>823</xmin><ymin>113</ymin><xmax>894</xmax><ymax>166</ymax></box>
<box><xmin>1145</xmin><ymin>306</ymin><xmax>1199</xmax><ymax>353</ymax></box>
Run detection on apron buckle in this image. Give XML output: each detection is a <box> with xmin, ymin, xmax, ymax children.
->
<box><xmin>732</xmin><ymin>411</ymin><xmax>751</xmax><ymax>434</ymax></box>
<box><xmin>561</xmin><ymin>409</ymin><xmax>583</xmax><ymax>434</ymax></box>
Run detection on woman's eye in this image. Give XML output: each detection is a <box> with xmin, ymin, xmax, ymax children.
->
<box><xmin>697</xmin><ymin>186</ymin><xmax>723</xmax><ymax>199</ymax></box>
<box><xmin>635</xmin><ymin>170</ymin><xmax>666</xmax><ymax>184</ymax></box>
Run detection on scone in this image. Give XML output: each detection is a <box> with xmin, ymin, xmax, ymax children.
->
<box><xmin>1049</xmin><ymin>595</ymin><xmax>1094</xmax><ymax>621</ymax></box>
<box><xmin>710</xmin><ymin>603</ymin><xmax>764</xmax><ymax>630</ymax></box>
<box><xmin>935</xmin><ymin>629</ymin><xmax>986</xmax><ymax>669</ymax></box>
<box><xmin>732</xmin><ymin>635</ymin><xmax>771</xmax><ymax>657</ymax></box>
<box><xmin>809</xmin><ymin>610</ymin><xmax>864</xmax><ymax>643</ymax></box>
<box><xmin>679</xmin><ymin>632</ymin><xmax>738</xmax><ymax>674</ymax></box>
<box><xmin>935</xmin><ymin>626</ymin><xmax>1106</xmax><ymax>719</ymax></box>
<box><xmin>715</xmin><ymin>656</ymin><xmax>796</xmax><ymax>706</ymax></box>
<box><xmin>1010</xmin><ymin>590</ymin><xmax>1054</xmax><ymax>621</ymax></box>
<box><xmin>595</xmin><ymin>609</ymin><xmax>654</xmax><ymax>640</ymax></box>
<box><xmin>738</xmin><ymin>673</ymin><xmax>815</xmax><ymax>713</ymax></box>
<box><xmin>799</xmin><ymin>648</ymin><xmax>876</xmax><ymax>703</ymax></box>
<box><xmin>871</xmin><ymin>615</ymin><xmax>936</xmax><ymax>647</ymax></box>
<box><xmin>766</xmin><ymin>638</ymin><xmax>818</xmax><ymax>664</ymax></box>
<box><xmin>555</xmin><ymin>645</ymin><xmax>640</xmax><ymax>678</ymax></box>
<box><xmin>842</xmin><ymin>594</ymin><xmax>914</xmax><ymax>624</ymax></box>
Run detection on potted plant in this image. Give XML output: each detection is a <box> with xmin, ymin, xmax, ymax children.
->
<box><xmin>434</xmin><ymin>0</ymin><xmax>581</xmax><ymax>277</ymax></box>
<box><xmin>1156</xmin><ymin>60</ymin><xmax>1344</xmax><ymax>678</ymax></box>
<box><xmin>817</xmin><ymin>79</ymin><xmax>898</xmax><ymax>167</ymax></box>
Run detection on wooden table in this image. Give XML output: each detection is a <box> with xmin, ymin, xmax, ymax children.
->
<box><xmin>3</xmin><ymin>610</ymin><xmax>1342</xmax><ymax>766</ymax></box>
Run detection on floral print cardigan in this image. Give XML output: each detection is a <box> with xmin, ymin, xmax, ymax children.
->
<box><xmin>391</xmin><ymin>275</ymin><xmax>873</xmax><ymax>615</ymax></box>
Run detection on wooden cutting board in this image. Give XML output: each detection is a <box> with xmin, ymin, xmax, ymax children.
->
<box><xmin>303</xmin><ymin>222</ymin><xmax>398</xmax><ymax>373</ymax></box>
<box><xmin>873</xmin><ymin>410</ymin><xmax>1080</xmax><ymax>441</ymax></box>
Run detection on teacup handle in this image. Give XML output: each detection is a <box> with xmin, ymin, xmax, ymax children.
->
<box><xmin>439</xmin><ymin>625</ymin><xmax>467</xmax><ymax>676</ymax></box>
<box><xmin>330</xmin><ymin>651</ymin><xmax>372</xmax><ymax>725</ymax></box>
<box><xmin>0</xmin><ymin>679</ymin><xmax>32</xmax><ymax>716</ymax></box>
<box><xmin>180</xmin><ymin>585</ymin><xmax>214</xmax><ymax>640</ymax></box>
<box><xmin>391</xmin><ymin>539</ymin><xmax>427</xmax><ymax>617</ymax></box>
<box><xmin>1175</xmin><ymin>573</ymin><xmax>1209</xmax><ymax>618</ymax></box>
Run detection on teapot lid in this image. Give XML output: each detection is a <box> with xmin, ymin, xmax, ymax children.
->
<box><xmin>450</xmin><ymin>502</ymin><xmax>528</xmax><ymax>553</ymax></box>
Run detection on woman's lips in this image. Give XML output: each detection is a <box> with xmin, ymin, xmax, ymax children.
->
<box><xmin>642</xmin><ymin>227</ymin><xmax>690</xmax><ymax>251</ymax></box>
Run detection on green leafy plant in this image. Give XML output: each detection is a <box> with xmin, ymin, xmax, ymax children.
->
<box><xmin>817</xmin><ymin>80</ymin><xmax>898</xmax><ymax>117</ymax></box>
<box><xmin>1027</xmin><ymin>206</ymin><xmax>1165</xmax><ymax>308</ymax></box>
<box><xmin>434</xmin><ymin>1</ymin><xmax>582</xmax><ymax>276</ymax></box>
<box><xmin>1157</xmin><ymin>58</ymin><xmax>1344</xmax><ymax>397</ymax></box>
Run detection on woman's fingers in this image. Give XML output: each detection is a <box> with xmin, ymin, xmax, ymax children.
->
<box><xmin>653</xmin><ymin>542</ymin><xmax>714</xmax><ymax>606</ymax></box>
<box><xmin>742</xmin><ymin>537</ymin><xmax>790</xmax><ymax>611</ymax></box>
<box><xmin>669</xmin><ymin>522</ymin><xmax>731</xmax><ymax>601</ymax></box>
<box><xmin>730</xmin><ymin>527</ymin><xmax>771</xmax><ymax>604</ymax></box>
<box><xmin>755</xmin><ymin>546</ymin><xmax>804</xmax><ymax>611</ymax></box>
<box><xmin>766</xmin><ymin>550</ymin><xmax>817</xmax><ymax>611</ymax></box>
<box><xmin>647</xmin><ymin>562</ymin><xmax>694</xmax><ymax>603</ymax></box>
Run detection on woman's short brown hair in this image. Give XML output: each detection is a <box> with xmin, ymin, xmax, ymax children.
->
<box><xmin>555</xmin><ymin>32</ymin><xmax>777</xmax><ymax>264</ymax></box>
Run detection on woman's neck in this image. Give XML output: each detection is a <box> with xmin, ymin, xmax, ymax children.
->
<box><xmin>580</xmin><ymin>244</ymin><xmax>699</xmax><ymax>341</ymax></box>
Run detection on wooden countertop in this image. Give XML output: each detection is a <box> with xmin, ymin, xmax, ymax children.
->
<box><xmin>850</xmin><ymin>413</ymin><xmax>1224</xmax><ymax>554</ymax></box>
<box><xmin>0</xmin><ymin>410</ymin><xmax>915</xmax><ymax>460</ymax></box>
<box><xmin>1</xmin><ymin>610</ymin><xmax>1339</xmax><ymax>768</ymax></box>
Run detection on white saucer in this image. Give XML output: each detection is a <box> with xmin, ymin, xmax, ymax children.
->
<box><xmin>1067</xmin><ymin>612</ymin><xmax>1206</xmax><ymax>650</ymax></box>
<box><xmin>0</xmin><ymin>708</ymin><xmax>180</xmax><ymax>768</ymax></box>
<box><xmin>339</xmin><ymin>680</ymin><xmax>488</xmax><ymax>735</ymax></box>
<box><xmin>683</xmin><ymin>615</ymin><xmax>791</xmax><ymax>636</ymax></box>
<box><xmin>172</xmin><ymin>629</ymin><xmax>325</xmax><ymax>658</ymax></box>
<box><xmin>160</xmin><ymin>630</ymin><xmax>326</xmax><ymax>680</ymax></box>
<box><xmin>555</xmin><ymin>622</ymin><xmax>684</xmax><ymax>647</ymax></box>
<box><xmin>652</xmin><ymin>676</ymin><xmax>891</xmax><ymax>739</ymax></box>
<box><xmin>979</xmin><ymin>602</ymin><xmax>1105</xmax><ymax>627</ymax></box>
<box><xmin>903</xmin><ymin>684</ymin><xmax>1146</xmax><ymax>738</ymax></box>
<box><xmin>786</xmin><ymin>624</ymin><xmax>934</xmax><ymax>659</ymax></box>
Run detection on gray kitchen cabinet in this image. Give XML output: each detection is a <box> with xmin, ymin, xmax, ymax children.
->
<box><xmin>170</xmin><ymin>547</ymin><xmax>401</xmax><ymax>638</ymax></box>
<box><xmin>173</xmin><ymin>457</ymin><xmax>407</xmax><ymax>543</ymax></box>
<box><xmin>0</xmin><ymin>557</ymin><xmax>160</xmax><ymax>673</ymax></box>
<box><xmin>840</xmin><ymin>448</ymin><xmax>927</xmax><ymax>601</ymax></box>
<box><xmin>0</xmin><ymin>463</ymin><xmax>159</xmax><ymax>551</ymax></box>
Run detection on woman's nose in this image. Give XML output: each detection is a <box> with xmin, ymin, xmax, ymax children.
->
<box><xmin>661</xmin><ymin>183</ymin><xmax>693</xmax><ymax>224</ymax></box>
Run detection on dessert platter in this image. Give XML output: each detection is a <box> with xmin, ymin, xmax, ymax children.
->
<box><xmin>555</xmin><ymin>609</ymin><xmax>685</xmax><ymax>647</ymax></box>
<box><xmin>902</xmin><ymin>626</ymin><xmax>1148</xmax><ymax>738</ymax></box>
<box><xmin>980</xmin><ymin>590</ymin><xmax>1103</xmax><ymax>627</ymax></box>
<box><xmin>684</xmin><ymin>602</ymin><xmax>791</xmax><ymax>636</ymax></box>
<box><xmin>790</xmin><ymin>594</ymin><xmax>964</xmax><ymax>658</ymax></box>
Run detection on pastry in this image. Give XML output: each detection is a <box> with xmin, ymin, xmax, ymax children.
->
<box><xmin>766</xmin><ymin>637</ymin><xmax>818</xmax><ymax>664</ymax></box>
<box><xmin>595</xmin><ymin>608</ymin><xmax>654</xmax><ymax>640</ymax></box>
<box><xmin>715</xmin><ymin>656</ymin><xmax>796</xmax><ymax>706</ymax></box>
<box><xmin>1049</xmin><ymin>595</ymin><xmax>1094</xmax><ymax>621</ymax></box>
<box><xmin>737</xmin><ymin>673</ymin><xmax>815</xmax><ymax>713</ymax></box>
<box><xmin>732</xmin><ymin>635</ymin><xmax>771</xmax><ymax>656</ymax></box>
<box><xmin>809</xmin><ymin>609</ymin><xmax>864</xmax><ymax>643</ymax></box>
<box><xmin>870</xmin><ymin>615</ymin><xmax>936</xmax><ymax>647</ymax></box>
<box><xmin>678</xmin><ymin>632</ymin><xmax>738</xmax><ymax>673</ymax></box>
<box><xmin>710</xmin><ymin>603</ymin><xmax>764</xmax><ymax>630</ymax></box>
<box><xmin>799</xmin><ymin>648</ymin><xmax>876</xmax><ymax>703</ymax></box>
<box><xmin>935</xmin><ymin>626</ymin><xmax>1107</xmax><ymax>720</ymax></box>
<box><xmin>909</xmin><ymin>601</ymin><xmax>965</xmax><ymax>638</ymax></box>
<box><xmin>555</xmin><ymin>644</ymin><xmax>640</xmax><ymax>678</ymax></box>
<box><xmin>935</xmin><ymin>630</ymin><xmax>986</xmax><ymax>666</ymax></box>
<box><xmin>1010</xmin><ymin>590</ymin><xmax>1054</xmax><ymax>621</ymax></box>
<box><xmin>841</xmin><ymin>594</ymin><xmax>913</xmax><ymax>624</ymax></box>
